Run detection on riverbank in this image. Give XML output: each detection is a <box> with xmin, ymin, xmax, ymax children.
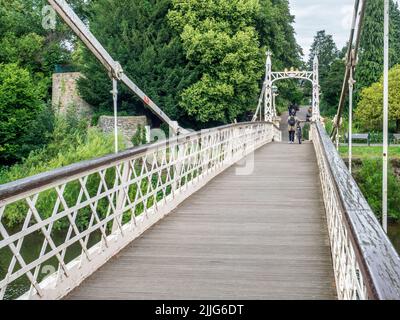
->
<box><xmin>340</xmin><ymin>148</ymin><xmax>400</xmax><ymax>254</ymax></box>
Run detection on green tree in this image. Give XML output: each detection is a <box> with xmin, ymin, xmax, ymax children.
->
<box><xmin>356</xmin><ymin>0</ymin><xmax>400</xmax><ymax>93</ymax></box>
<box><xmin>355</xmin><ymin>65</ymin><xmax>400</xmax><ymax>132</ymax></box>
<box><xmin>256</xmin><ymin>0</ymin><xmax>302</xmax><ymax>70</ymax></box>
<box><xmin>355</xmin><ymin>159</ymin><xmax>400</xmax><ymax>220</ymax></box>
<box><xmin>0</xmin><ymin>0</ymin><xmax>87</xmax><ymax>77</ymax></box>
<box><xmin>78</xmin><ymin>0</ymin><xmax>194</xmax><ymax>127</ymax></box>
<box><xmin>320</xmin><ymin>58</ymin><xmax>346</xmax><ymax>115</ymax></box>
<box><xmin>256</xmin><ymin>0</ymin><xmax>303</xmax><ymax>109</ymax></box>
<box><xmin>0</xmin><ymin>63</ymin><xmax>47</xmax><ymax>164</ymax></box>
<box><xmin>307</xmin><ymin>30</ymin><xmax>341</xmax><ymax>114</ymax></box>
<box><xmin>308</xmin><ymin>30</ymin><xmax>339</xmax><ymax>79</ymax></box>
<box><xmin>168</xmin><ymin>0</ymin><xmax>264</xmax><ymax>124</ymax></box>
<box><xmin>77</xmin><ymin>0</ymin><xmax>302</xmax><ymax>127</ymax></box>
<box><xmin>0</xmin><ymin>0</ymin><xmax>90</xmax><ymax>167</ymax></box>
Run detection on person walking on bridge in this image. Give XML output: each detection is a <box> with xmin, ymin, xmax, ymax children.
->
<box><xmin>306</xmin><ymin>107</ymin><xmax>312</xmax><ymax>122</ymax></box>
<box><xmin>296</xmin><ymin>118</ymin><xmax>306</xmax><ymax>144</ymax></box>
<box><xmin>288</xmin><ymin>103</ymin><xmax>297</xmax><ymax>117</ymax></box>
<box><xmin>288</xmin><ymin>112</ymin><xmax>297</xmax><ymax>144</ymax></box>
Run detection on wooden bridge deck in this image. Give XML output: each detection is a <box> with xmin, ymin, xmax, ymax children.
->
<box><xmin>67</xmin><ymin>142</ymin><xmax>337</xmax><ymax>300</ymax></box>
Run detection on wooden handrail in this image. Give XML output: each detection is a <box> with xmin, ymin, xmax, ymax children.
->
<box><xmin>0</xmin><ymin>122</ymin><xmax>278</xmax><ymax>202</ymax></box>
<box><xmin>314</xmin><ymin>122</ymin><xmax>400</xmax><ymax>299</ymax></box>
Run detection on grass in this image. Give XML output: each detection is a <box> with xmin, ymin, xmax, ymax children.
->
<box><xmin>339</xmin><ymin>146</ymin><xmax>400</xmax><ymax>159</ymax></box>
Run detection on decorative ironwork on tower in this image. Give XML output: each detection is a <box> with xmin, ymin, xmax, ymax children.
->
<box><xmin>264</xmin><ymin>51</ymin><xmax>273</xmax><ymax>122</ymax></box>
<box><xmin>312</xmin><ymin>55</ymin><xmax>320</xmax><ymax>121</ymax></box>
<box><xmin>253</xmin><ymin>51</ymin><xmax>320</xmax><ymax>123</ymax></box>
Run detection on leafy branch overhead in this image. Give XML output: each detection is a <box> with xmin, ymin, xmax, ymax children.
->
<box><xmin>356</xmin><ymin>65</ymin><xmax>400</xmax><ymax>131</ymax></box>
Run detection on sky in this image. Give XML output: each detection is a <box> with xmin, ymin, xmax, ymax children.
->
<box><xmin>289</xmin><ymin>0</ymin><xmax>355</xmax><ymax>60</ymax></box>
<box><xmin>290</xmin><ymin>0</ymin><xmax>400</xmax><ymax>60</ymax></box>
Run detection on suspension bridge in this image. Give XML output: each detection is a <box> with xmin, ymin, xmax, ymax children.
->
<box><xmin>1</xmin><ymin>0</ymin><xmax>400</xmax><ymax>300</ymax></box>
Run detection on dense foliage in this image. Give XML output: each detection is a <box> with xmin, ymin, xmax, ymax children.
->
<box><xmin>257</xmin><ymin>0</ymin><xmax>302</xmax><ymax>70</ymax></box>
<box><xmin>0</xmin><ymin>0</ymin><xmax>89</xmax><ymax>165</ymax></box>
<box><xmin>0</xmin><ymin>116</ymin><xmax>122</xmax><ymax>185</ymax></box>
<box><xmin>0</xmin><ymin>115</ymin><xmax>125</xmax><ymax>228</ymax></box>
<box><xmin>355</xmin><ymin>65</ymin><xmax>400</xmax><ymax>131</ymax></box>
<box><xmin>78</xmin><ymin>0</ymin><xmax>302</xmax><ymax>128</ymax></box>
<box><xmin>354</xmin><ymin>160</ymin><xmax>400</xmax><ymax>221</ymax></box>
<box><xmin>0</xmin><ymin>0</ymin><xmax>89</xmax><ymax>78</ymax></box>
<box><xmin>0</xmin><ymin>63</ymin><xmax>48</xmax><ymax>164</ymax></box>
<box><xmin>247</xmin><ymin>0</ymin><xmax>305</xmax><ymax>110</ymax></box>
<box><xmin>308</xmin><ymin>30</ymin><xmax>338</xmax><ymax>73</ymax></box>
<box><xmin>320</xmin><ymin>58</ymin><xmax>346</xmax><ymax>116</ymax></box>
<box><xmin>132</xmin><ymin>125</ymin><xmax>148</xmax><ymax>147</ymax></box>
<box><xmin>78</xmin><ymin>0</ymin><xmax>195</xmax><ymax>128</ymax></box>
<box><xmin>308</xmin><ymin>1</ymin><xmax>400</xmax><ymax>122</ymax></box>
<box><xmin>356</xmin><ymin>0</ymin><xmax>400</xmax><ymax>94</ymax></box>
<box><xmin>168</xmin><ymin>0</ymin><xmax>263</xmax><ymax>124</ymax></box>
<box><xmin>307</xmin><ymin>30</ymin><xmax>345</xmax><ymax>116</ymax></box>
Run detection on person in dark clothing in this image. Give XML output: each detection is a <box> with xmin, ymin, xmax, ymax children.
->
<box><xmin>288</xmin><ymin>104</ymin><xmax>292</xmax><ymax>115</ymax></box>
<box><xmin>306</xmin><ymin>107</ymin><xmax>312</xmax><ymax>122</ymax></box>
<box><xmin>296</xmin><ymin>118</ymin><xmax>303</xmax><ymax>144</ymax></box>
<box><xmin>288</xmin><ymin>103</ymin><xmax>296</xmax><ymax>117</ymax></box>
<box><xmin>288</xmin><ymin>113</ymin><xmax>297</xmax><ymax>144</ymax></box>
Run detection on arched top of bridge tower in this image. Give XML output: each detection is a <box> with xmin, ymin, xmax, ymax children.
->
<box><xmin>266</xmin><ymin>50</ymin><xmax>272</xmax><ymax>65</ymax></box>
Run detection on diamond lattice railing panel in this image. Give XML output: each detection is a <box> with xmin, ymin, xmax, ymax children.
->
<box><xmin>0</xmin><ymin>122</ymin><xmax>278</xmax><ymax>300</ymax></box>
<box><xmin>311</xmin><ymin>124</ymin><xmax>369</xmax><ymax>300</ymax></box>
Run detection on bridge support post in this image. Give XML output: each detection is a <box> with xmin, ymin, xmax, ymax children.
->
<box><xmin>264</xmin><ymin>51</ymin><xmax>274</xmax><ymax>122</ymax></box>
<box><xmin>348</xmin><ymin>50</ymin><xmax>356</xmax><ymax>175</ymax></box>
<box><xmin>111</xmin><ymin>78</ymin><xmax>119</xmax><ymax>154</ymax></box>
<box><xmin>112</xmin><ymin>161</ymin><xmax>131</xmax><ymax>233</ymax></box>
<box><xmin>312</xmin><ymin>56</ymin><xmax>320</xmax><ymax>122</ymax></box>
<box><xmin>383</xmin><ymin>0</ymin><xmax>390</xmax><ymax>233</ymax></box>
<box><xmin>173</xmin><ymin>144</ymin><xmax>185</xmax><ymax>195</ymax></box>
<box><xmin>252</xmin><ymin>86</ymin><xmax>265</xmax><ymax>122</ymax></box>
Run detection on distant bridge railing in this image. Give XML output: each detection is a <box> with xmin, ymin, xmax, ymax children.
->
<box><xmin>311</xmin><ymin>122</ymin><xmax>400</xmax><ymax>300</ymax></box>
<box><xmin>0</xmin><ymin>122</ymin><xmax>281</xmax><ymax>300</ymax></box>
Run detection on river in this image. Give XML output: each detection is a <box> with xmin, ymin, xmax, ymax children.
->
<box><xmin>0</xmin><ymin>229</ymin><xmax>101</xmax><ymax>300</ymax></box>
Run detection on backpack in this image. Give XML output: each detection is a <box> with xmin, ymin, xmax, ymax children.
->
<box><xmin>288</xmin><ymin>116</ymin><xmax>296</xmax><ymax>126</ymax></box>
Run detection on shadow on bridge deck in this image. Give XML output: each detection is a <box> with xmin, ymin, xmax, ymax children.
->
<box><xmin>66</xmin><ymin>142</ymin><xmax>337</xmax><ymax>300</ymax></box>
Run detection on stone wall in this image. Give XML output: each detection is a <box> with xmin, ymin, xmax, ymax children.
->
<box><xmin>52</xmin><ymin>72</ymin><xmax>92</xmax><ymax>117</ymax></box>
<box><xmin>53</xmin><ymin>72</ymin><xmax>150</xmax><ymax>147</ymax></box>
<box><xmin>98</xmin><ymin>116</ymin><xmax>148</xmax><ymax>147</ymax></box>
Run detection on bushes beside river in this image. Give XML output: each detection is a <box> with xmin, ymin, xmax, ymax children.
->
<box><xmin>353</xmin><ymin>159</ymin><xmax>400</xmax><ymax>221</ymax></box>
<box><xmin>340</xmin><ymin>147</ymin><xmax>400</xmax><ymax>222</ymax></box>
<box><xmin>0</xmin><ymin>115</ymin><xmax>125</xmax><ymax>229</ymax></box>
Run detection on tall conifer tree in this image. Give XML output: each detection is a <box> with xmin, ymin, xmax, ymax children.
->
<box><xmin>78</xmin><ymin>0</ymin><xmax>302</xmax><ymax>127</ymax></box>
<box><xmin>356</xmin><ymin>0</ymin><xmax>400</xmax><ymax>93</ymax></box>
<box><xmin>78</xmin><ymin>0</ymin><xmax>193</xmax><ymax>126</ymax></box>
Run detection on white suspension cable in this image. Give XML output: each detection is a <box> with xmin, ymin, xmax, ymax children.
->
<box><xmin>383</xmin><ymin>0</ymin><xmax>389</xmax><ymax>233</ymax></box>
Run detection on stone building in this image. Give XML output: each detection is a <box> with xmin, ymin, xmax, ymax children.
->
<box><xmin>52</xmin><ymin>72</ymin><xmax>92</xmax><ymax>117</ymax></box>
<box><xmin>52</xmin><ymin>72</ymin><xmax>150</xmax><ymax>147</ymax></box>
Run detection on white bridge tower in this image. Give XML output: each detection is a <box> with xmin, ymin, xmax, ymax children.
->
<box><xmin>253</xmin><ymin>51</ymin><xmax>320</xmax><ymax>123</ymax></box>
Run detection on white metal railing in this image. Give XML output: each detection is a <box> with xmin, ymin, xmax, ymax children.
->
<box><xmin>0</xmin><ymin>122</ymin><xmax>281</xmax><ymax>300</ymax></box>
<box><xmin>311</xmin><ymin>122</ymin><xmax>400</xmax><ymax>300</ymax></box>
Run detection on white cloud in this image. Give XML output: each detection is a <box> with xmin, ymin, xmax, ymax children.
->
<box><xmin>289</xmin><ymin>0</ymin><xmax>400</xmax><ymax>60</ymax></box>
<box><xmin>341</xmin><ymin>5</ymin><xmax>354</xmax><ymax>30</ymax></box>
<box><xmin>290</xmin><ymin>0</ymin><xmax>355</xmax><ymax>60</ymax></box>
<box><xmin>291</xmin><ymin>5</ymin><xmax>321</xmax><ymax>19</ymax></box>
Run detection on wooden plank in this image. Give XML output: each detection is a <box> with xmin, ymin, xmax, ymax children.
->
<box><xmin>66</xmin><ymin>142</ymin><xmax>337</xmax><ymax>300</ymax></box>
